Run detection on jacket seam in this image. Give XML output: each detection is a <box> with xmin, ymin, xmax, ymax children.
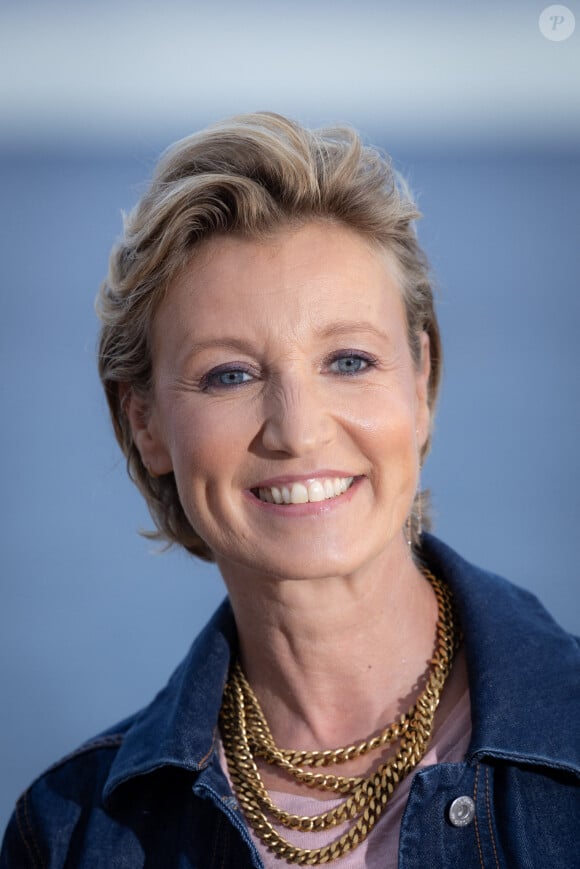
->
<box><xmin>469</xmin><ymin>747</ymin><xmax>580</xmax><ymax>778</ymax></box>
<box><xmin>16</xmin><ymin>791</ymin><xmax>44</xmax><ymax>869</ymax></box>
<box><xmin>473</xmin><ymin>764</ymin><xmax>485</xmax><ymax>869</ymax></box>
<box><xmin>198</xmin><ymin>730</ymin><xmax>218</xmax><ymax>770</ymax></box>
<box><xmin>484</xmin><ymin>766</ymin><xmax>500</xmax><ymax>869</ymax></box>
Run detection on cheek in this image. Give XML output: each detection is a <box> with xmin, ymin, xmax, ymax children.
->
<box><xmin>175</xmin><ymin>423</ymin><xmax>224</xmax><ymax>487</ymax></box>
<box><xmin>165</xmin><ymin>402</ymin><xmax>254</xmax><ymax>492</ymax></box>
<box><xmin>341</xmin><ymin>385</ymin><xmax>419</xmax><ymax>445</ymax></box>
<box><xmin>343</xmin><ymin>389</ymin><xmax>420</xmax><ymax>489</ymax></box>
<box><xmin>163</xmin><ymin>410</ymin><xmax>237</xmax><ymax>544</ymax></box>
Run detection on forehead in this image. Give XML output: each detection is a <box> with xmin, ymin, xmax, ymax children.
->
<box><xmin>153</xmin><ymin>221</ymin><xmax>408</xmax><ymax>351</ymax></box>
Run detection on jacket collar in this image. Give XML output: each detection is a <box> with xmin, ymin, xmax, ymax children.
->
<box><xmin>104</xmin><ymin>535</ymin><xmax>580</xmax><ymax>804</ymax></box>
<box><xmin>423</xmin><ymin>534</ymin><xmax>580</xmax><ymax>775</ymax></box>
<box><xmin>103</xmin><ymin>600</ymin><xmax>237</xmax><ymax>804</ymax></box>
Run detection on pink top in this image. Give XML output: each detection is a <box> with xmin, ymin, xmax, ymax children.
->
<box><xmin>219</xmin><ymin>684</ymin><xmax>472</xmax><ymax>868</ymax></box>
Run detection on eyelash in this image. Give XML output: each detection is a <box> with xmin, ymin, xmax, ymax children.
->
<box><xmin>200</xmin><ymin>351</ymin><xmax>377</xmax><ymax>391</ymax></box>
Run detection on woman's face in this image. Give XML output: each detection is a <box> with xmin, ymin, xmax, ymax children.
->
<box><xmin>132</xmin><ymin>221</ymin><xmax>430</xmax><ymax>580</ymax></box>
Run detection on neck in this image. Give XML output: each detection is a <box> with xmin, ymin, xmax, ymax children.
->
<box><xmin>217</xmin><ymin>542</ymin><xmax>440</xmax><ymax>751</ymax></box>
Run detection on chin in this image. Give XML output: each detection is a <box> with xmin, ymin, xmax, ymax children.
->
<box><xmin>224</xmin><ymin>537</ymin><xmax>391</xmax><ymax>583</ymax></box>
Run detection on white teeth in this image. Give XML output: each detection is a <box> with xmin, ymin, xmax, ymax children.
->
<box><xmin>256</xmin><ymin>476</ymin><xmax>355</xmax><ymax>505</ymax></box>
<box><xmin>308</xmin><ymin>480</ymin><xmax>326</xmax><ymax>502</ymax></box>
<box><xmin>290</xmin><ymin>483</ymin><xmax>309</xmax><ymax>504</ymax></box>
<box><xmin>271</xmin><ymin>487</ymin><xmax>283</xmax><ymax>504</ymax></box>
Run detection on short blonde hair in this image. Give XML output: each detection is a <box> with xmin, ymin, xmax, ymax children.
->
<box><xmin>97</xmin><ymin>112</ymin><xmax>441</xmax><ymax>559</ymax></box>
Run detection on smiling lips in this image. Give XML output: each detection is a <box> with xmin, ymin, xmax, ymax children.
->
<box><xmin>253</xmin><ymin>476</ymin><xmax>355</xmax><ymax>505</ymax></box>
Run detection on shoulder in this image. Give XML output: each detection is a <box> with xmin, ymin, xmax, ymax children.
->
<box><xmin>0</xmin><ymin>722</ymin><xmax>131</xmax><ymax>868</ymax></box>
<box><xmin>1</xmin><ymin>600</ymin><xmax>236</xmax><ymax>868</ymax></box>
<box><xmin>421</xmin><ymin>534</ymin><xmax>580</xmax><ymax>777</ymax></box>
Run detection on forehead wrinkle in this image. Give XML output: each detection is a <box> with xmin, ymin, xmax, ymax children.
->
<box><xmin>171</xmin><ymin>305</ymin><xmax>321</xmax><ymax>371</ymax></box>
<box><xmin>171</xmin><ymin>302</ymin><xmax>396</xmax><ymax>371</ymax></box>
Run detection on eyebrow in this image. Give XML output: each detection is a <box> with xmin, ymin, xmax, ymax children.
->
<box><xmin>180</xmin><ymin>337</ymin><xmax>261</xmax><ymax>360</ymax></box>
<box><xmin>179</xmin><ymin>320</ymin><xmax>392</xmax><ymax>364</ymax></box>
<box><xmin>314</xmin><ymin>320</ymin><xmax>393</xmax><ymax>344</ymax></box>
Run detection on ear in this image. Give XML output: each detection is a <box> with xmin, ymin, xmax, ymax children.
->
<box><xmin>121</xmin><ymin>384</ymin><xmax>173</xmax><ymax>476</ymax></box>
<box><xmin>415</xmin><ymin>332</ymin><xmax>431</xmax><ymax>451</ymax></box>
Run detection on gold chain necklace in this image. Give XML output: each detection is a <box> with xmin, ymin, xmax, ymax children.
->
<box><xmin>220</xmin><ymin>570</ymin><xmax>460</xmax><ymax>865</ymax></box>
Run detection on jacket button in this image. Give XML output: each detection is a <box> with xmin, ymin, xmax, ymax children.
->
<box><xmin>448</xmin><ymin>795</ymin><xmax>476</xmax><ymax>827</ymax></box>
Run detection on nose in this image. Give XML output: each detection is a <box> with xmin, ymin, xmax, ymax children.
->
<box><xmin>259</xmin><ymin>373</ymin><xmax>334</xmax><ymax>457</ymax></box>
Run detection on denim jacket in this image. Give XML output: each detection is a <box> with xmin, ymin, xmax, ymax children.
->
<box><xmin>2</xmin><ymin>535</ymin><xmax>579</xmax><ymax>868</ymax></box>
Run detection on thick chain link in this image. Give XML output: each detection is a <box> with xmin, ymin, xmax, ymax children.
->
<box><xmin>220</xmin><ymin>570</ymin><xmax>460</xmax><ymax>865</ymax></box>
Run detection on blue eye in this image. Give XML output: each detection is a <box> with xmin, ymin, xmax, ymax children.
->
<box><xmin>329</xmin><ymin>354</ymin><xmax>372</xmax><ymax>375</ymax></box>
<box><xmin>217</xmin><ymin>370</ymin><xmax>251</xmax><ymax>385</ymax></box>
<box><xmin>203</xmin><ymin>368</ymin><xmax>253</xmax><ymax>390</ymax></box>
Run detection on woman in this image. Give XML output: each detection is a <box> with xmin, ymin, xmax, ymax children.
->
<box><xmin>1</xmin><ymin>113</ymin><xmax>578</xmax><ymax>868</ymax></box>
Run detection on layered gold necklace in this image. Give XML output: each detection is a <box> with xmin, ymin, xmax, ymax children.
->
<box><xmin>220</xmin><ymin>569</ymin><xmax>460</xmax><ymax>865</ymax></box>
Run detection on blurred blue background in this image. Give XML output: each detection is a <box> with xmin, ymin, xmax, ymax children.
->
<box><xmin>1</xmin><ymin>0</ymin><xmax>579</xmax><ymax>835</ymax></box>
